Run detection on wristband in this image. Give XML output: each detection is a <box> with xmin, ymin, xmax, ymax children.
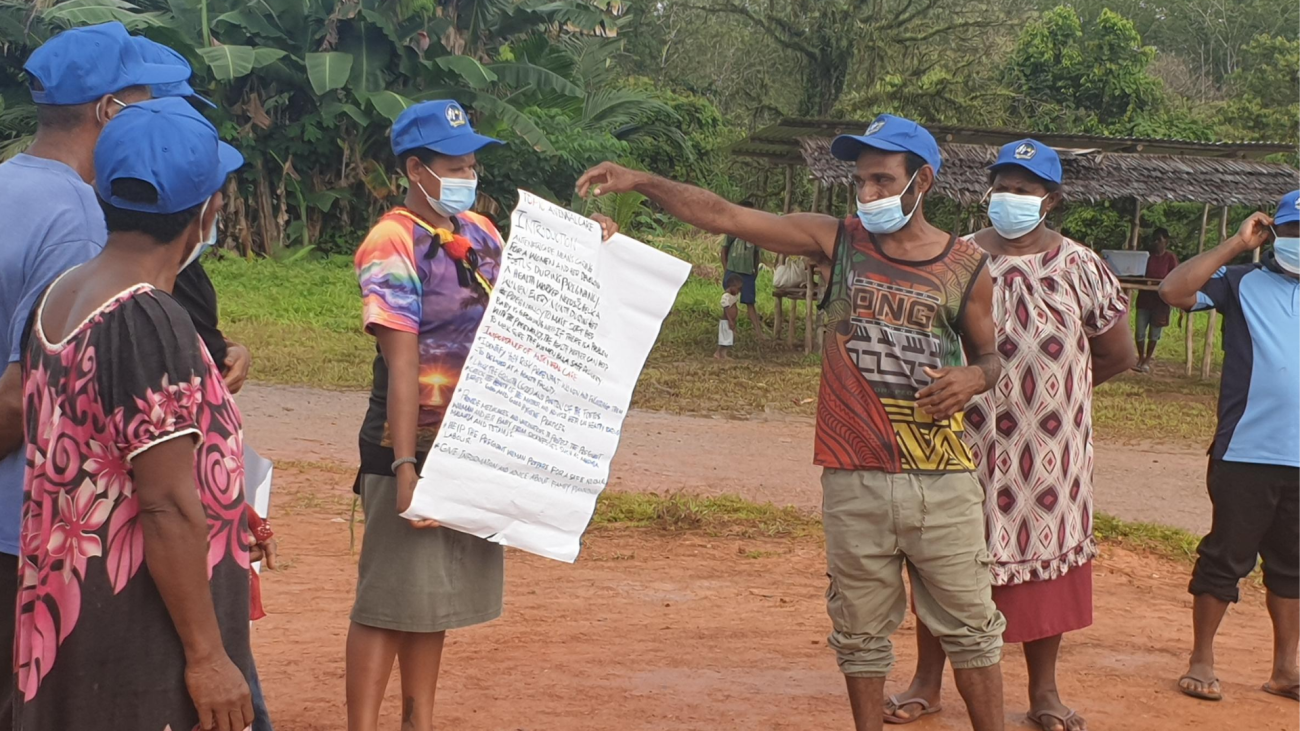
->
<box><xmin>392</xmin><ymin>457</ymin><xmax>418</xmax><ymax>473</ymax></box>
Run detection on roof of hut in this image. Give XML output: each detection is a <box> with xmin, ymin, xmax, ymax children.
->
<box><xmin>732</xmin><ymin>118</ymin><xmax>1298</xmax><ymax>207</ymax></box>
<box><xmin>796</xmin><ymin>137</ymin><xmax>1298</xmax><ymax>207</ymax></box>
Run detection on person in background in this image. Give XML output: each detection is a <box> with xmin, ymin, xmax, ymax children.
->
<box><xmin>132</xmin><ymin>36</ymin><xmax>253</xmax><ymax>394</ymax></box>
<box><xmin>346</xmin><ymin>99</ymin><xmax>619</xmax><ymax>731</ymax></box>
<box><xmin>17</xmin><ymin>96</ymin><xmax>251</xmax><ymax>730</ymax></box>
<box><xmin>579</xmin><ymin>113</ymin><xmax>1006</xmax><ymax>731</ymax></box>
<box><xmin>720</xmin><ymin>201</ymin><xmax>766</xmax><ymax>340</ymax></box>
<box><xmin>716</xmin><ymin>273</ymin><xmax>742</xmax><ymax>359</ymax></box>
<box><xmin>1133</xmin><ymin>227</ymin><xmax>1179</xmax><ymax>372</ymax></box>
<box><xmin>1160</xmin><ymin>191</ymin><xmax>1299</xmax><ymax>704</ymax></box>
<box><xmin>886</xmin><ymin>140</ymin><xmax>1136</xmax><ymax>731</ymax></box>
<box><xmin>0</xmin><ymin>22</ymin><xmax>187</xmax><ymax>729</ymax></box>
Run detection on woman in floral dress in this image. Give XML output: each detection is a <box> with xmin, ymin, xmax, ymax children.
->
<box><xmin>16</xmin><ymin>98</ymin><xmax>250</xmax><ymax>731</ymax></box>
<box><xmin>885</xmin><ymin>141</ymin><xmax>1137</xmax><ymax>731</ymax></box>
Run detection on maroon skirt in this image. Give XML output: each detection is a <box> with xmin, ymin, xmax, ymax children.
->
<box><xmin>991</xmin><ymin>561</ymin><xmax>1094</xmax><ymax>644</ymax></box>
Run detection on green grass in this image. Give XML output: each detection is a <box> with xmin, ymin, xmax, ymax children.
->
<box><xmin>207</xmin><ymin>232</ymin><xmax>1223</xmax><ymax>443</ymax></box>
<box><xmin>591</xmin><ymin>491</ymin><xmax>1201</xmax><ymax>563</ymax></box>
<box><xmin>592</xmin><ymin>490</ymin><xmax>821</xmax><ymax>538</ymax></box>
<box><xmin>1093</xmin><ymin>512</ymin><xmax>1201</xmax><ymax>563</ymax></box>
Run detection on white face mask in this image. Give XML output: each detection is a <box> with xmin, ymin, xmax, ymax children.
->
<box><xmin>856</xmin><ymin>170</ymin><xmax>921</xmax><ymax>234</ymax></box>
<box><xmin>417</xmin><ymin>165</ymin><xmax>478</xmax><ymax>217</ymax></box>
<box><xmin>181</xmin><ymin>198</ymin><xmax>219</xmax><ymax>272</ymax></box>
<box><xmin>987</xmin><ymin>192</ymin><xmax>1048</xmax><ymax>240</ymax></box>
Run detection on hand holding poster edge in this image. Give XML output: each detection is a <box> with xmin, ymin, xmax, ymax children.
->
<box><xmin>401</xmin><ymin>190</ymin><xmax>691</xmax><ymax>562</ymax></box>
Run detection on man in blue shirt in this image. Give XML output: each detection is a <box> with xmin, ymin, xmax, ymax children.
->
<box><xmin>1160</xmin><ymin>190</ymin><xmax>1300</xmax><ymax>703</ymax></box>
<box><xmin>0</xmin><ymin>22</ymin><xmax>186</xmax><ymax>727</ymax></box>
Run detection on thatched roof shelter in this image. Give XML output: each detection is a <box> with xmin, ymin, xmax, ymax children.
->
<box><xmin>733</xmin><ymin>118</ymin><xmax>1298</xmax><ymax>208</ymax></box>
<box><xmin>797</xmin><ymin>137</ymin><xmax>1297</xmax><ymax>207</ymax></box>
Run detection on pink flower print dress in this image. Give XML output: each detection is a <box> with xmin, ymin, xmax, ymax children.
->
<box><xmin>17</xmin><ymin>283</ymin><xmax>251</xmax><ymax>731</ymax></box>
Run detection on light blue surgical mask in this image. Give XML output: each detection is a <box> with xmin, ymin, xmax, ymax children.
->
<box><xmin>987</xmin><ymin>192</ymin><xmax>1047</xmax><ymax>240</ymax></box>
<box><xmin>1273</xmin><ymin>236</ymin><xmax>1300</xmax><ymax>274</ymax></box>
<box><xmin>857</xmin><ymin>170</ymin><xmax>920</xmax><ymax>234</ymax></box>
<box><xmin>181</xmin><ymin>199</ymin><xmax>219</xmax><ymax>272</ymax></box>
<box><xmin>419</xmin><ymin>165</ymin><xmax>478</xmax><ymax>217</ymax></box>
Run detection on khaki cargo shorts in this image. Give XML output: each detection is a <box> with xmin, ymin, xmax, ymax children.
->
<box><xmin>822</xmin><ymin>468</ymin><xmax>1005</xmax><ymax>677</ymax></box>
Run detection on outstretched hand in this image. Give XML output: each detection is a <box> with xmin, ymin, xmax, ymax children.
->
<box><xmin>576</xmin><ymin>162</ymin><xmax>642</xmax><ymax>199</ymax></box>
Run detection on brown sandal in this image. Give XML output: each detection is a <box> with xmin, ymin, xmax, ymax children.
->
<box><xmin>883</xmin><ymin>695</ymin><xmax>941</xmax><ymax>725</ymax></box>
<box><xmin>1178</xmin><ymin>673</ymin><xmax>1223</xmax><ymax>701</ymax></box>
<box><xmin>1262</xmin><ymin>682</ymin><xmax>1300</xmax><ymax>701</ymax></box>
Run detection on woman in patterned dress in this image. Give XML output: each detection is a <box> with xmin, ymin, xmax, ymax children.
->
<box><xmin>16</xmin><ymin>98</ymin><xmax>251</xmax><ymax>731</ymax></box>
<box><xmin>885</xmin><ymin>141</ymin><xmax>1137</xmax><ymax>731</ymax></box>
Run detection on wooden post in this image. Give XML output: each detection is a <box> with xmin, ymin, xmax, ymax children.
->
<box><xmin>782</xmin><ymin>165</ymin><xmax>794</xmax><ymax>213</ymax></box>
<box><xmin>774</xmin><ymin>164</ymin><xmax>795</xmax><ymax>338</ymax></box>
<box><xmin>1186</xmin><ymin>203</ymin><xmax>1210</xmax><ymax>376</ymax></box>
<box><xmin>804</xmin><ymin>262</ymin><xmax>815</xmax><ymax>353</ymax></box>
<box><xmin>787</xmin><ymin>296</ymin><xmax>796</xmax><ymax>346</ymax></box>
<box><xmin>1201</xmin><ymin>207</ymin><xmax>1229</xmax><ymax>379</ymax></box>
<box><xmin>1129</xmin><ymin>199</ymin><xmax>1144</xmax><ymax>250</ymax></box>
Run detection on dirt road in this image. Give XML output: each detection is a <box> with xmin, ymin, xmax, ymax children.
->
<box><xmin>256</xmin><ymin>465</ymin><xmax>1295</xmax><ymax>731</ymax></box>
<box><xmin>237</xmin><ymin>384</ymin><xmax>1215</xmax><ymax>534</ymax></box>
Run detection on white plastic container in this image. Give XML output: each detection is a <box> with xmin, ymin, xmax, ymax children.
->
<box><xmin>1101</xmin><ymin>250</ymin><xmax>1150</xmax><ymax>277</ymax></box>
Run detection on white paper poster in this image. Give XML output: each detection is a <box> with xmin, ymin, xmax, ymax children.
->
<box><xmin>404</xmin><ymin>190</ymin><xmax>691</xmax><ymax>562</ymax></box>
<box><xmin>243</xmin><ymin>445</ymin><xmax>273</xmax><ymax>574</ymax></box>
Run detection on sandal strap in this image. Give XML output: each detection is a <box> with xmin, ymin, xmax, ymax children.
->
<box><xmin>887</xmin><ymin>695</ymin><xmax>932</xmax><ymax>711</ymax></box>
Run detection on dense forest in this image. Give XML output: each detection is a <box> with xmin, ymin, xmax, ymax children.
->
<box><xmin>0</xmin><ymin>0</ymin><xmax>1295</xmax><ymax>255</ymax></box>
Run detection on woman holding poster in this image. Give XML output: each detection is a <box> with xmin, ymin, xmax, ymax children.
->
<box><xmin>347</xmin><ymin>100</ymin><xmax>617</xmax><ymax>731</ymax></box>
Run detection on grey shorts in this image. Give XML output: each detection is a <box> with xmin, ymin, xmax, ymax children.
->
<box><xmin>351</xmin><ymin>473</ymin><xmax>504</xmax><ymax>633</ymax></box>
<box><xmin>1135</xmin><ymin>309</ymin><xmax>1164</xmax><ymax>341</ymax></box>
<box><xmin>822</xmin><ymin>469</ymin><xmax>1005</xmax><ymax>677</ymax></box>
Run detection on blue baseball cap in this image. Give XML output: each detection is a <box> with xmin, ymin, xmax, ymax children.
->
<box><xmin>94</xmin><ymin>97</ymin><xmax>244</xmax><ymax>214</ymax></box>
<box><xmin>1274</xmin><ymin>190</ymin><xmax>1300</xmax><ymax>226</ymax></box>
<box><xmin>133</xmin><ymin>37</ymin><xmax>215</xmax><ymax>109</ymax></box>
<box><xmin>989</xmin><ymin>139</ymin><xmax>1062</xmax><ymax>185</ymax></box>
<box><xmin>391</xmin><ymin>100</ymin><xmax>504</xmax><ymax>156</ymax></box>
<box><xmin>25</xmin><ymin>22</ymin><xmax>190</xmax><ymax>105</ymax></box>
<box><xmin>830</xmin><ymin>114</ymin><xmax>942</xmax><ymax>175</ymax></box>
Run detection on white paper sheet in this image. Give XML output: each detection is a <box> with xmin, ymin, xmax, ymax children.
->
<box><xmin>404</xmin><ymin>190</ymin><xmax>691</xmax><ymax>562</ymax></box>
<box><xmin>243</xmin><ymin>445</ymin><xmax>273</xmax><ymax>574</ymax></box>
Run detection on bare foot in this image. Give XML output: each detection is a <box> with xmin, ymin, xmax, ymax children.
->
<box><xmin>1178</xmin><ymin>660</ymin><xmax>1222</xmax><ymax>701</ymax></box>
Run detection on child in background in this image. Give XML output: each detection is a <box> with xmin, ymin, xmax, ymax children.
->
<box><xmin>716</xmin><ymin>274</ymin><xmax>742</xmax><ymax>359</ymax></box>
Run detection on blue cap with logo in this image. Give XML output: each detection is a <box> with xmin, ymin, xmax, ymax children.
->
<box><xmin>989</xmin><ymin>139</ymin><xmax>1062</xmax><ymax>185</ymax></box>
<box><xmin>391</xmin><ymin>100</ymin><xmax>504</xmax><ymax>156</ymax></box>
<box><xmin>830</xmin><ymin>114</ymin><xmax>943</xmax><ymax>175</ymax></box>
<box><xmin>95</xmin><ymin>97</ymin><xmax>244</xmax><ymax>214</ymax></box>
<box><xmin>133</xmin><ymin>37</ymin><xmax>215</xmax><ymax>109</ymax></box>
<box><xmin>25</xmin><ymin>21</ymin><xmax>190</xmax><ymax>106</ymax></box>
<box><xmin>1273</xmin><ymin>190</ymin><xmax>1300</xmax><ymax>226</ymax></box>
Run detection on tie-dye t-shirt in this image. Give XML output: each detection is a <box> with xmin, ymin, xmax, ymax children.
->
<box><xmin>354</xmin><ymin>207</ymin><xmax>503</xmax><ymax>471</ymax></box>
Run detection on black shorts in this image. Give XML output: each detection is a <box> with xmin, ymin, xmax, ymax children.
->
<box><xmin>1189</xmin><ymin>459</ymin><xmax>1300</xmax><ymax>603</ymax></box>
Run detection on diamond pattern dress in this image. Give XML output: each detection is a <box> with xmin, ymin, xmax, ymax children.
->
<box><xmin>964</xmin><ymin>238</ymin><xmax>1128</xmax><ymax>640</ymax></box>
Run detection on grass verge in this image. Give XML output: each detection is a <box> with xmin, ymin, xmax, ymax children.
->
<box><xmin>594</xmin><ymin>491</ymin><xmax>1203</xmax><ymax>564</ymax></box>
